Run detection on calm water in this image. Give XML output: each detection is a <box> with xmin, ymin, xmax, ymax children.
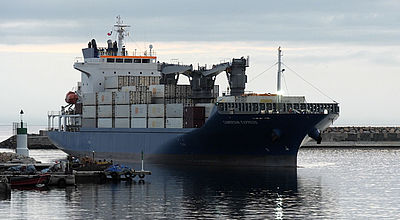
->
<box><xmin>0</xmin><ymin>148</ymin><xmax>399</xmax><ymax>219</ymax></box>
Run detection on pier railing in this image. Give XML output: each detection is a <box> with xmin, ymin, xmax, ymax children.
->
<box><xmin>217</xmin><ymin>102</ymin><xmax>339</xmax><ymax>115</ymax></box>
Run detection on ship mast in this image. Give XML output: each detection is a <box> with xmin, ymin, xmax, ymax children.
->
<box><xmin>277</xmin><ymin>46</ymin><xmax>283</xmax><ymax>94</ymax></box>
<box><xmin>114</xmin><ymin>15</ymin><xmax>130</xmax><ymax>56</ymax></box>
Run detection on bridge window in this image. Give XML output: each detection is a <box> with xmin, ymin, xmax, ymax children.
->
<box><xmin>124</xmin><ymin>59</ymin><xmax>133</xmax><ymax>63</ymax></box>
<box><xmin>142</xmin><ymin>59</ymin><xmax>150</xmax><ymax>63</ymax></box>
<box><xmin>134</xmin><ymin>59</ymin><xmax>141</xmax><ymax>63</ymax></box>
<box><xmin>116</xmin><ymin>58</ymin><xmax>123</xmax><ymax>63</ymax></box>
<box><xmin>107</xmin><ymin>58</ymin><xmax>115</xmax><ymax>63</ymax></box>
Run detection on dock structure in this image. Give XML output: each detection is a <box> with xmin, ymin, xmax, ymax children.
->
<box><xmin>0</xmin><ymin>153</ymin><xmax>152</xmax><ymax>187</ymax></box>
<box><xmin>75</xmin><ymin>170</ymin><xmax>151</xmax><ymax>183</ymax></box>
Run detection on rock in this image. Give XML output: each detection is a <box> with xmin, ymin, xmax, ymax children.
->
<box><xmin>0</xmin><ymin>152</ymin><xmax>37</xmax><ymax>163</ymax></box>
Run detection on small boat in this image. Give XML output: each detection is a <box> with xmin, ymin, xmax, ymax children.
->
<box><xmin>9</xmin><ymin>174</ymin><xmax>50</xmax><ymax>188</ymax></box>
<box><xmin>104</xmin><ymin>164</ymin><xmax>133</xmax><ymax>181</ymax></box>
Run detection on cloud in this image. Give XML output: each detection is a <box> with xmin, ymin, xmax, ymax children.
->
<box><xmin>1</xmin><ymin>0</ymin><xmax>400</xmax><ymax>44</ymax></box>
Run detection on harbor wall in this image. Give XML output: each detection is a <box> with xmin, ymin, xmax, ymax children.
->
<box><xmin>0</xmin><ymin>131</ymin><xmax>56</xmax><ymax>149</ymax></box>
<box><xmin>303</xmin><ymin>127</ymin><xmax>400</xmax><ymax>147</ymax></box>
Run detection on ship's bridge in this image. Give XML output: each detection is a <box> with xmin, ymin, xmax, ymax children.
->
<box><xmin>99</xmin><ymin>55</ymin><xmax>157</xmax><ymax>64</ymax></box>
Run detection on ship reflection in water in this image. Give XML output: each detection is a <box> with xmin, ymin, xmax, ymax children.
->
<box><xmin>68</xmin><ymin>166</ymin><xmax>309</xmax><ymax>219</ymax></box>
<box><xmin>1</xmin><ymin>164</ymin><xmax>329</xmax><ymax>219</ymax></box>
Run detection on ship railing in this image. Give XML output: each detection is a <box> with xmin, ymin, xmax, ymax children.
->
<box><xmin>47</xmin><ymin>111</ymin><xmax>81</xmax><ymax>132</ymax></box>
<box><xmin>97</xmin><ymin>48</ymin><xmax>157</xmax><ymax>57</ymax></box>
<box><xmin>217</xmin><ymin>102</ymin><xmax>339</xmax><ymax>115</ymax></box>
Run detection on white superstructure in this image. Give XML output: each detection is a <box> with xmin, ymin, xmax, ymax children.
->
<box><xmin>74</xmin><ymin>16</ymin><xmax>159</xmax><ymax>94</ymax></box>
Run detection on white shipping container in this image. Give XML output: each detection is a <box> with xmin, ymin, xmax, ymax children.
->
<box><xmin>149</xmin><ymin>85</ymin><xmax>165</xmax><ymax>98</ymax></box>
<box><xmin>115</xmin><ymin>91</ymin><xmax>130</xmax><ymax>104</ymax></box>
<box><xmin>131</xmin><ymin>118</ymin><xmax>147</xmax><ymax>128</ymax></box>
<box><xmin>166</xmin><ymin>118</ymin><xmax>183</xmax><ymax>128</ymax></box>
<box><xmin>166</xmin><ymin>104</ymin><xmax>183</xmax><ymax>117</ymax></box>
<box><xmin>217</xmin><ymin>96</ymin><xmax>236</xmax><ymax>103</ymax></box>
<box><xmin>98</xmin><ymin>118</ymin><xmax>112</xmax><ymax>128</ymax></box>
<box><xmin>104</xmin><ymin>76</ymin><xmax>119</xmax><ymax>89</ymax></box>
<box><xmin>97</xmin><ymin>92</ymin><xmax>113</xmax><ymax>105</ymax></box>
<box><xmin>82</xmin><ymin>118</ymin><xmax>96</xmax><ymax>128</ymax></box>
<box><xmin>115</xmin><ymin>118</ymin><xmax>130</xmax><ymax>128</ymax></box>
<box><xmin>121</xmin><ymin>86</ymin><xmax>136</xmax><ymax>92</ymax></box>
<box><xmin>148</xmin><ymin>104</ymin><xmax>164</xmax><ymax>117</ymax></box>
<box><xmin>98</xmin><ymin>105</ymin><xmax>113</xmax><ymax>117</ymax></box>
<box><xmin>82</xmin><ymin>105</ymin><xmax>96</xmax><ymax>118</ymax></box>
<box><xmin>148</xmin><ymin>118</ymin><xmax>164</xmax><ymax>128</ymax></box>
<box><xmin>115</xmin><ymin>105</ymin><xmax>130</xmax><ymax>118</ymax></box>
<box><xmin>195</xmin><ymin>103</ymin><xmax>215</xmax><ymax>118</ymax></box>
<box><xmin>131</xmin><ymin>104</ymin><xmax>147</xmax><ymax>117</ymax></box>
<box><xmin>82</xmin><ymin>93</ymin><xmax>96</xmax><ymax>105</ymax></box>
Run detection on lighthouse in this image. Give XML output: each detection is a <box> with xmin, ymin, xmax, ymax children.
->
<box><xmin>16</xmin><ymin>110</ymin><xmax>29</xmax><ymax>157</ymax></box>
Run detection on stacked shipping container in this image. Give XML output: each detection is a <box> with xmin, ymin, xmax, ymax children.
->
<box><xmin>80</xmin><ymin>75</ymin><xmax>215</xmax><ymax>129</ymax></box>
<box><xmin>131</xmin><ymin>104</ymin><xmax>147</xmax><ymax>128</ymax></box>
<box><xmin>150</xmin><ymin>84</ymin><xmax>194</xmax><ymax>106</ymax></box>
<box><xmin>97</xmin><ymin>92</ymin><xmax>113</xmax><ymax>128</ymax></box>
<box><xmin>183</xmin><ymin>106</ymin><xmax>205</xmax><ymax>128</ymax></box>
<box><xmin>104</xmin><ymin>76</ymin><xmax>160</xmax><ymax>89</ymax></box>
<box><xmin>166</xmin><ymin>104</ymin><xmax>184</xmax><ymax>128</ymax></box>
<box><xmin>148</xmin><ymin>104</ymin><xmax>164</xmax><ymax>128</ymax></box>
<box><xmin>82</xmin><ymin>93</ymin><xmax>97</xmax><ymax>128</ymax></box>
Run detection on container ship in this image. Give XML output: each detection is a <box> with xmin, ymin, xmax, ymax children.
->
<box><xmin>47</xmin><ymin>17</ymin><xmax>339</xmax><ymax>167</ymax></box>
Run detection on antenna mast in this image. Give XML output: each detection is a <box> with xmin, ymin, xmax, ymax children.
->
<box><xmin>277</xmin><ymin>47</ymin><xmax>283</xmax><ymax>94</ymax></box>
<box><xmin>114</xmin><ymin>15</ymin><xmax>130</xmax><ymax>56</ymax></box>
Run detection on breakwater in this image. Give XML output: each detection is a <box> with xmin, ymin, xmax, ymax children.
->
<box><xmin>0</xmin><ymin>131</ymin><xmax>56</xmax><ymax>149</ymax></box>
<box><xmin>303</xmin><ymin>127</ymin><xmax>400</xmax><ymax>147</ymax></box>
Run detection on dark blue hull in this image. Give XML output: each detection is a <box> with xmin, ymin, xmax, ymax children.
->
<box><xmin>48</xmin><ymin>112</ymin><xmax>338</xmax><ymax>167</ymax></box>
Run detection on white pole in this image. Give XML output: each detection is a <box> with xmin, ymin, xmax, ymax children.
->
<box><xmin>48</xmin><ymin>115</ymin><xmax>51</xmax><ymax>130</ymax></box>
<box><xmin>277</xmin><ymin>47</ymin><xmax>282</xmax><ymax>94</ymax></box>
<box><xmin>141</xmin><ymin>151</ymin><xmax>144</xmax><ymax>171</ymax></box>
<box><xmin>58</xmin><ymin>116</ymin><xmax>62</xmax><ymax>131</ymax></box>
<box><xmin>63</xmin><ymin>116</ymin><xmax>67</xmax><ymax>131</ymax></box>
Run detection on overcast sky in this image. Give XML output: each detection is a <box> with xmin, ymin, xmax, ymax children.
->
<box><xmin>1</xmin><ymin>0</ymin><xmax>400</xmax><ymax>127</ymax></box>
